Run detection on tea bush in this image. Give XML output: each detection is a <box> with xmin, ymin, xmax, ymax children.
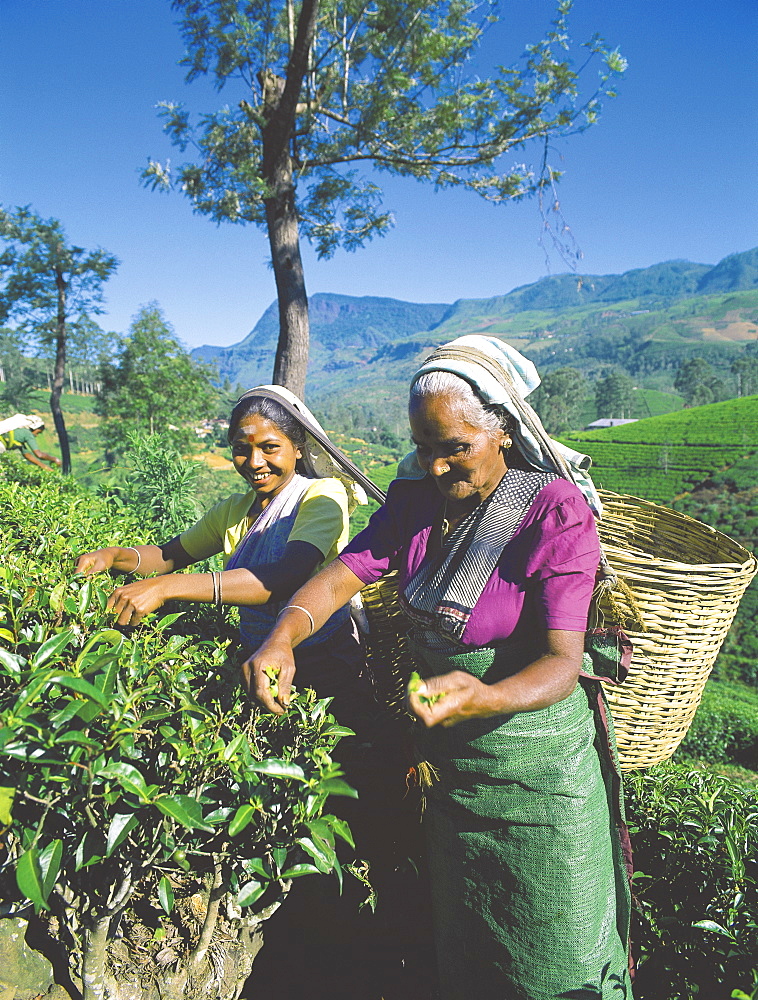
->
<box><xmin>560</xmin><ymin>395</ymin><xmax>758</xmax><ymax>502</ymax></box>
<box><xmin>626</xmin><ymin>762</ymin><xmax>758</xmax><ymax>1000</ymax></box>
<box><xmin>679</xmin><ymin>681</ymin><xmax>758</xmax><ymax>771</ymax></box>
<box><xmin>0</xmin><ymin>463</ymin><xmax>357</xmax><ymax>999</ymax></box>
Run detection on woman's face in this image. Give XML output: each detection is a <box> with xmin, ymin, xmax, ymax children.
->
<box><xmin>231</xmin><ymin>414</ymin><xmax>302</xmax><ymax>501</ymax></box>
<box><xmin>409</xmin><ymin>394</ymin><xmax>509</xmax><ymax>505</ymax></box>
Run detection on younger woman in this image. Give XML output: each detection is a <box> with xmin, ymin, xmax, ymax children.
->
<box><xmin>76</xmin><ymin>385</ymin><xmax>381</xmax><ymax>729</ymax></box>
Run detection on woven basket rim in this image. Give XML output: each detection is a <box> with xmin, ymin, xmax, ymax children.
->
<box><xmin>600</xmin><ymin>545</ymin><xmax>757</xmax><ymax>575</ymax></box>
<box><xmin>598</xmin><ymin>490</ymin><xmax>756</xmax><ymax>573</ymax></box>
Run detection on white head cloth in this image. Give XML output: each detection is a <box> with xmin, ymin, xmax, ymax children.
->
<box><xmin>232</xmin><ymin>384</ymin><xmax>368</xmax><ymax>513</ymax></box>
<box><xmin>0</xmin><ymin>413</ymin><xmax>44</xmax><ymax>434</ymax></box>
<box><xmin>398</xmin><ymin>335</ymin><xmax>603</xmax><ymax>517</ymax></box>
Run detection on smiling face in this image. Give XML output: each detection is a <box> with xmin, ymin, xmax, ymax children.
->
<box><xmin>409</xmin><ymin>393</ymin><xmax>509</xmax><ymax>506</ymax></box>
<box><xmin>231</xmin><ymin>414</ymin><xmax>302</xmax><ymax>503</ymax></box>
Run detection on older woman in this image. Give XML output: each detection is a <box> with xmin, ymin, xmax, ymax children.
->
<box><xmin>246</xmin><ymin>338</ymin><xmax>632</xmax><ymax>1000</ymax></box>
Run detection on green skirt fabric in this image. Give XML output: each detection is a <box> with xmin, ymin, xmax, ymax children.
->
<box><xmin>412</xmin><ymin>642</ymin><xmax>632</xmax><ymax>1000</ymax></box>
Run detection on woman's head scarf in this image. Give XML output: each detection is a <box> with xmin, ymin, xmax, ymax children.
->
<box><xmin>399</xmin><ymin>335</ymin><xmax>603</xmax><ymax>516</ymax></box>
<box><xmin>229</xmin><ymin>384</ymin><xmax>381</xmax><ymax>512</ymax></box>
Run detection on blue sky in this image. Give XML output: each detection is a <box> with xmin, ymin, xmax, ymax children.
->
<box><xmin>1</xmin><ymin>0</ymin><xmax>756</xmax><ymax>350</ymax></box>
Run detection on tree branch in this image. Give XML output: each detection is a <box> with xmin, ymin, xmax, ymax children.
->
<box><xmin>189</xmin><ymin>857</ymin><xmax>226</xmax><ymax>967</ymax></box>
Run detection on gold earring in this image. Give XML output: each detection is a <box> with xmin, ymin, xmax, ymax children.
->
<box><xmin>502</xmin><ymin>438</ymin><xmax>512</xmax><ymax>450</ymax></box>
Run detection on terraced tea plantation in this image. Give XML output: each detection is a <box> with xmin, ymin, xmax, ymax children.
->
<box><xmin>560</xmin><ymin>395</ymin><xmax>758</xmax><ymax>501</ymax></box>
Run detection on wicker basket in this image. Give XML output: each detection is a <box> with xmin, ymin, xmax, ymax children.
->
<box><xmin>360</xmin><ymin>491</ymin><xmax>757</xmax><ymax>772</ymax></box>
<box><xmin>594</xmin><ymin>491</ymin><xmax>757</xmax><ymax>769</ymax></box>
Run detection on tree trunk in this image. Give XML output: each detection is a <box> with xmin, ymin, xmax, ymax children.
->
<box><xmin>51</xmin><ymin>267</ymin><xmax>72</xmax><ymax>474</ymax></box>
<box><xmin>265</xmin><ymin>167</ymin><xmax>310</xmax><ymax>399</ymax></box>
<box><xmin>261</xmin><ymin>0</ymin><xmax>320</xmax><ymax>399</ymax></box>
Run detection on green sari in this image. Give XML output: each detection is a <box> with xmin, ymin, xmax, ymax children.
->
<box><xmin>413</xmin><ymin>642</ymin><xmax>633</xmax><ymax>1000</ymax></box>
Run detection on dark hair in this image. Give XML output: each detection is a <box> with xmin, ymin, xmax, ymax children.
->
<box><xmin>227</xmin><ymin>395</ymin><xmax>307</xmax><ymax>449</ymax></box>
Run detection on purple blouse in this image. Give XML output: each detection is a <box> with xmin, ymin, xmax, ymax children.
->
<box><xmin>340</xmin><ymin>475</ymin><xmax>600</xmax><ymax>649</ymax></box>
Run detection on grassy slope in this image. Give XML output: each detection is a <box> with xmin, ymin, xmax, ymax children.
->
<box><xmin>560</xmin><ymin>395</ymin><xmax>758</xmax><ymax>502</ymax></box>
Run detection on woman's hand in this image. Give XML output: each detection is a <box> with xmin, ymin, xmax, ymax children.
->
<box><xmin>407</xmin><ymin>670</ymin><xmax>501</xmax><ymax>728</ymax></box>
<box><xmin>241</xmin><ymin>639</ymin><xmax>298</xmax><ymax>715</ymax></box>
<box><xmin>106</xmin><ymin>578</ymin><xmax>170</xmax><ymax>626</ymax></box>
<box><xmin>408</xmin><ymin>632</ymin><xmax>584</xmax><ymax>728</ymax></box>
<box><xmin>76</xmin><ymin>548</ymin><xmax>117</xmax><ymax>576</ymax></box>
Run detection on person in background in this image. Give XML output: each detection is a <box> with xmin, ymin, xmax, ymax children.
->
<box><xmin>0</xmin><ymin>415</ymin><xmax>61</xmax><ymax>470</ymax></box>
<box><xmin>246</xmin><ymin>336</ymin><xmax>633</xmax><ymax>1000</ymax></box>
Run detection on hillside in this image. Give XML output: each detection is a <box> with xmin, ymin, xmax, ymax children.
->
<box><xmin>192</xmin><ymin>249</ymin><xmax>758</xmax><ymax>414</ymax></box>
<box><xmin>560</xmin><ymin>395</ymin><xmax>758</xmax><ymax>502</ymax></box>
<box><xmin>192</xmin><ymin>294</ymin><xmax>449</xmax><ymax>389</ymax></box>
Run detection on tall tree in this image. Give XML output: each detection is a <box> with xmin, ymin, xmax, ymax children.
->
<box><xmin>532</xmin><ymin>366</ymin><xmax>588</xmax><ymax>433</ymax></box>
<box><xmin>674</xmin><ymin>357</ymin><xmax>727</xmax><ymax>407</ymax></box>
<box><xmin>0</xmin><ymin>206</ymin><xmax>118</xmax><ymax>473</ymax></box>
<box><xmin>594</xmin><ymin>368</ymin><xmax>634</xmax><ymax>420</ymax></box>
<box><xmin>145</xmin><ymin>0</ymin><xmax>625</xmax><ymax>396</ymax></box>
<box><xmin>731</xmin><ymin>356</ymin><xmax>758</xmax><ymax>398</ymax></box>
<box><xmin>98</xmin><ymin>302</ymin><xmax>218</xmax><ymax>455</ymax></box>
<box><xmin>0</xmin><ymin>327</ymin><xmax>39</xmax><ymax>413</ymax></box>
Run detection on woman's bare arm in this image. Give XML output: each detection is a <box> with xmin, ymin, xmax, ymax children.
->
<box><xmin>242</xmin><ymin>559</ymin><xmax>366</xmax><ymax>713</ymax></box>
<box><xmin>75</xmin><ymin>537</ymin><xmax>189</xmax><ymax>578</ymax></box>
<box><xmin>408</xmin><ymin>629</ymin><xmax>584</xmax><ymax>728</ymax></box>
<box><xmin>103</xmin><ymin>541</ymin><xmax>326</xmax><ymax>625</ymax></box>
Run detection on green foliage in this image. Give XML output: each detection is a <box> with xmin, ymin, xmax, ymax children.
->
<box><xmin>98</xmin><ymin>302</ymin><xmax>217</xmax><ymax>453</ymax></box>
<box><xmin>594</xmin><ymin>367</ymin><xmax>635</xmax><ymax>419</ymax></box>
<box><xmin>531</xmin><ymin>366</ymin><xmax>588</xmax><ymax>433</ymax></box>
<box><xmin>0</xmin><ymin>466</ymin><xmax>356</xmax><ymax>990</ymax></box>
<box><xmin>63</xmin><ymin>312</ymin><xmax>113</xmax><ymax>372</ymax></box>
<box><xmin>147</xmin><ymin>0</ymin><xmax>623</xmax><ymax>256</ymax></box>
<box><xmin>0</xmin><ymin>207</ymin><xmax>118</xmax><ymax>340</ymax></box>
<box><xmin>116</xmin><ymin>430</ymin><xmax>203</xmax><ymax>541</ymax></box>
<box><xmin>626</xmin><ymin>763</ymin><xmax>758</xmax><ymax>1000</ymax></box>
<box><xmin>733</xmin><ymin>356</ymin><xmax>758</xmax><ymax>398</ymax></box>
<box><xmin>679</xmin><ymin>681</ymin><xmax>758</xmax><ymax>771</ymax></box>
<box><xmin>0</xmin><ymin>452</ymin><xmax>146</xmax><ymax>551</ymax></box>
<box><xmin>674</xmin><ymin>357</ymin><xmax>729</xmax><ymax>406</ymax></box>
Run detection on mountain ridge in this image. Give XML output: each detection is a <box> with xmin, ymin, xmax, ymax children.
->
<box><xmin>192</xmin><ymin>247</ymin><xmax>758</xmax><ymax>394</ymax></box>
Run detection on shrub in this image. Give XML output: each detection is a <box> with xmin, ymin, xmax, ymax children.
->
<box><xmin>626</xmin><ymin>762</ymin><xmax>758</xmax><ymax>999</ymax></box>
<box><xmin>116</xmin><ymin>430</ymin><xmax>203</xmax><ymax>541</ymax></box>
<box><xmin>678</xmin><ymin>681</ymin><xmax>758</xmax><ymax>771</ymax></box>
<box><xmin>0</xmin><ymin>471</ymin><xmax>356</xmax><ymax>999</ymax></box>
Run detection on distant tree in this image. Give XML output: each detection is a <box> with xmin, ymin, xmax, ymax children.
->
<box><xmin>34</xmin><ymin>312</ymin><xmax>113</xmax><ymax>395</ymax></box>
<box><xmin>674</xmin><ymin>357</ymin><xmax>728</xmax><ymax>407</ymax></box>
<box><xmin>0</xmin><ymin>327</ymin><xmax>38</xmax><ymax>412</ymax></box>
<box><xmin>144</xmin><ymin>0</ymin><xmax>625</xmax><ymax>396</ymax></box>
<box><xmin>532</xmin><ymin>366</ymin><xmax>588</xmax><ymax>432</ymax></box>
<box><xmin>68</xmin><ymin>313</ymin><xmax>113</xmax><ymax>376</ymax></box>
<box><xmin>731</xmin><ymin>356</ymin><xmax>758</xmax><ymax>398</ymax></box>
<box><xmin>594</xmin><ymin>368</ymin><xmax>634</xmax><ymax>419</ymax></box>
<box><xmin>0</xmin><ymin>206</ymin><xmax>118</xmax><ymax>473</ymax></box>
<box><xmin>98</xmin><ymin>303</ymin><xmax>218</xmax><ymax>456</ymax></box>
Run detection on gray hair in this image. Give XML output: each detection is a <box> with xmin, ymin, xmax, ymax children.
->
<box><xmin>410</xmin><ymin>371</ymin><xmax>514</xmax><ymax>440</ymax></box>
